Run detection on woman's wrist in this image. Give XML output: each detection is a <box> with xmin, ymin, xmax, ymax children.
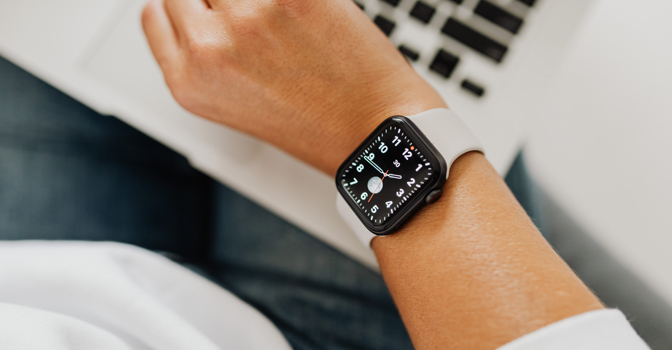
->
<box><xmin>309</xmin><ymin>86</ymin><xmax>448</xmax><ymax>177</ymax></box>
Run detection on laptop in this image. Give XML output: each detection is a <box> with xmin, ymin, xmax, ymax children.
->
<box><xmin>0</xmin><ymin>0</ymin><xmax>594</xmax><ymax>269</ymax></box>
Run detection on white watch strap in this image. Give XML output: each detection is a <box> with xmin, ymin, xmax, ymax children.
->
<box><xmin>337</xmin><ymin>108</ymin><xmax>484</xmax><ymax>248</ymax></box>
<box><xmin>410</xmin><ymin>108</ymin><xmax>483</xmax><ymax>174</ymax></box>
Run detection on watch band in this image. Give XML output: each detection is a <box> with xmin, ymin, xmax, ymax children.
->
<box><xmin>336</xmin><ymin>108</ymin><xmax>483</xmax><ymax>248</ymax></box>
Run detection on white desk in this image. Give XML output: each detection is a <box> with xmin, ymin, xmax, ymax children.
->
<box><xmin>525</xmin><ymin>0</ymin><xmax>672</xmax><ymax>307</ymax></box>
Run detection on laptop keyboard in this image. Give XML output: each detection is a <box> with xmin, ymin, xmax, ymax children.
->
<box><xmin>474</xmin><ymin>1</ymin><xmax>524</xmax><ymax>34</ymax></box>
<box><xmin>441</xmin><ymin>18</ymin><xmax>508</xmax><ymax>63</ymax></box>
<box><xmin>358</xmin><ymin>0</ymin><xmax>537</xmax><ymax>97</ymax></box>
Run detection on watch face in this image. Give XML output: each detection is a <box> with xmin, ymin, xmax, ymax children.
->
<box><xmin>336</xmin><ymin>117</ymin><xmax>446</xmax><ymax>234</ymax></box>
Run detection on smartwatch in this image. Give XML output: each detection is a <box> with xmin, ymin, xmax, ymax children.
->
<box><xmin>335</xmin><ymin>108</ymin><xmax>483</xmax><ymax>247</ymax></box>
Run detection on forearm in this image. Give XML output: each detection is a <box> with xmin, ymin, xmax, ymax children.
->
<box><xmin>372</xmin><ymin>151</ymin><xmax>603</xmax><ymax>349</ymax></box>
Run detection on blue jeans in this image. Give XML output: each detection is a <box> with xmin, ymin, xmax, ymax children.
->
<box><xmin>15</xmin><ymin>55</ymin><xmax>671</xmax><ymax>350</ymax></box>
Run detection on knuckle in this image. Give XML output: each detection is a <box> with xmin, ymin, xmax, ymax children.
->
<box><xmin>185</xmin><ymin>37</ymin><xmax>203</xmax><ymax>57</ymax></box>
<box><xmin>184</xmin><ymin>33</ymin><xmax>216</xmax><ymax>61</ymax></box>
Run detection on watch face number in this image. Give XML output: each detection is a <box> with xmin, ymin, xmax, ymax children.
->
<box><xmin>339</xmin><ymin>120</ymin><xmax>438</xmax><ymax>226</ymax></box>
<box><xmin>402</xmin><ymin>148</ymin><xmax>413</xmax><ymax>160</ymax></box>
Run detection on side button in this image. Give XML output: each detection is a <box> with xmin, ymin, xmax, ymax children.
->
<box><xmin>425</xmin><ymin>189</ymin><xmax>443</xmax><ymax>204</ymax></box>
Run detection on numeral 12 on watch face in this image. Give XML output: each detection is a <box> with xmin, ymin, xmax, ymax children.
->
<box><xmin>338</xmin><ymin>119</ymin><xmax>440</xmax><ymax>228</ymax></box>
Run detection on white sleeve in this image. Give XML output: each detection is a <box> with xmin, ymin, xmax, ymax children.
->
<box><xmin>497</xmin><ymin>309</ymin><xmax>650</xmax><ymax>350</ymax></box>
<box><xmin>0</xmin><ymin>241</ymin><xmax>292</xmax><ymax>350</ymax></box>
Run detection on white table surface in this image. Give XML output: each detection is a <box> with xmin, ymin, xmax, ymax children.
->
<box><xmin>525</xmin><ymin>0</ymin><xmax>672</xmax><ymax>306</ymax></box>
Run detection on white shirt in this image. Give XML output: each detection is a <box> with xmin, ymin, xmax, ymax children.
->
<box><xmin>0</xmin><ymin>241</ymin><xmax>650</xmax><ymax>350</ymax></box>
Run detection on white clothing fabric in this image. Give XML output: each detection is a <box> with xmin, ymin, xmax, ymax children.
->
<box><xmin>0</xmin><ymin>241</ymin><xmax>291</xmax><ymax>350</ymax></box>
<box><xmin>497</xmin><ymin>309</ymin><xmax>650</xmax><ymax>350</ymax></box>
<box><xmin>0</xmin><ymin>241</ymin><xmax>650</xmax><ymax>350</ymax></box>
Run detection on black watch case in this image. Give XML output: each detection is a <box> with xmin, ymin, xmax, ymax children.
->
<box><xmin>336</xmin><ymin>116</ymin><xmax>447</xmax><ymax>235</ymax></box>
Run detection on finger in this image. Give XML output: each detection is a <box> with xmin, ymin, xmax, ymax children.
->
<box><xmin>142</xmin><ymin>0</ymin><xmax>179</xmax><ymax>70</ymax></box>
<box><xmin>164</xmin><ymin>0</ymin><xmax>209</xmax><ymax>34</ymax></box>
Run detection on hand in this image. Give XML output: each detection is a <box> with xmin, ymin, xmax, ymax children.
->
<box><xmin>141</xmin><ymin>0</ymin><xmax>446</xmax><ymax>176</ymax></box>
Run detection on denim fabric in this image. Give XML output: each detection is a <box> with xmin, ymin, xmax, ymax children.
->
<box><xmin>208</xmin><ymin>184</ymin><xmax>410</xmax><ymax>349</ymax></box>
<box><xmin>0</xmin><ymin>55</ymin><xmax>548</xmax><ymax>350</ymax></box>
<box><xmin>0</xmin><ymin>56</ymin><xmax>214</xmax><ymax>263</ymax></box>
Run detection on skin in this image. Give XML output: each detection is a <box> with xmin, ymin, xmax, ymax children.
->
<box><xmin>141</xmin><ymin>0</ymin><xmax>604</xmax><ymax>348</ymax></box>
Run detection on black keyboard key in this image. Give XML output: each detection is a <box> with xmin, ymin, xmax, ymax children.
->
<box><xmin>517</xmin><ymin>0</ymin><xmax>536</xmax><ymax>6</ymax></box>
<box><xmin>429</xmin><ymin>49</ymin><xmax>459</xmax><ymax>78</ymax></box>
<box><xmin>374</xmin><ymin>15</ymin><xmax>396</xmax><ymax>36</ymax></box>
<box><xmin>461</xmin><ymin>79</ymin><xmax>485</xmax><ymax>97</ymax></box>
<box><xmin>441</xmin><ymin>18</ymin><xmax>508</xmax><ymax>62</ymax></box>
<box><xmin>410</xmin><ymin>1</ymin><xmax>436</xmax><ymax>24</ymax></box>
<box><xmin>382</xmin><ymin>0</ymin><xmax>401</xmax><ymax>7</ymax></box>
<box><xmin>399</xmin><ymin>45</ymin><xmax>420</xmax><ymax>61</ymax></box>
<box><xmin>474</xmin><ymin>1</ymin><xmax>523</xmax><ymax>34</ymax></box>
<box><xmin>449</xmin><ymin>0</ymin><xmax>464</xmax><ymax>4</ymax></box>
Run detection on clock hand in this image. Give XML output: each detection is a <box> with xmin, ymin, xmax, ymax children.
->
<box><xmin>364</xmin><ymin>156</ymin><xmax>384</xmax><ymax>174</ymax></box>
<box><xmin>387</xmin><ymin>173</ymin><xmax>402</xmax><ymax>180</ymax></box>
